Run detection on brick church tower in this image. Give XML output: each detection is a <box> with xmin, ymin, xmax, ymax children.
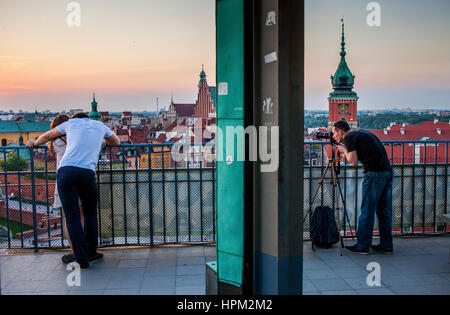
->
<box><xmin>194</xmin><ymin>65</ymin><xmax>216</xmax><ymax>118</ymax></box>
<box><xmin>328</xmin><ymin>19</ymin><xmax>358</xmax><ymax>129</ymax></box>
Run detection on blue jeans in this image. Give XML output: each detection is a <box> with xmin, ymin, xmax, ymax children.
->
<box><xmin>356</xmin><ymin>169</ymin><xmax>393</xmax><ymax>251</ymax></box>
<box><xmin>57</xmin><ymin>166</ymin><xmax>98</xmax><ymax>265</ymax></box>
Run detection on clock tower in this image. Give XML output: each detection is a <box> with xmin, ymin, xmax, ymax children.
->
<box><xmin>328</xmin><ymin>19</ymin><xmax>358</xmax><ymax>129</ymax></box>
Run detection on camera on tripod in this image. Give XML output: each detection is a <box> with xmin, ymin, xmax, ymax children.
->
<box><xmin>315</xmin><ymin>131</ymin><xmax>337</xmax><ymax>145</ymax></box>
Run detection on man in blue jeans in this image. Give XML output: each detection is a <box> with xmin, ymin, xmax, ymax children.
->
<box><xmin>332</xmin><ymin>121</ymin><xmax>393</xmax><ymax>255</ymax></box>
<box><xmin>28</xmin><ymin>113</ymin><xmax>120</xmax><ymax>268</ymax></box>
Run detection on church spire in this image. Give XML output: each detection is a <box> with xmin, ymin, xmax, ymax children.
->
<box><xmin>340</xmin><ymin>18</ymin><xmax>346</xmax><ymax>58</ymax></box>
<box><xmin>330</xmin><ymin>19</ymin><xmax>357</xmax><ymax>98</ymax></box>
<box><xmin>89</xmin><ymin>92</ymin><xmax>101</xmax><ymax>120</ymax></box>
<box><xmin>198</xmin><ymin>65</ymin><xmax>207</xmax><ymax>87</ymax></box>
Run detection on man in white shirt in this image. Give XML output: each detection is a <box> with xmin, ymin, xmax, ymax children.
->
<box><xmin>28</xmin><ymin>113</ymin><xmax>120</xmax><ymax>268</ymax></box>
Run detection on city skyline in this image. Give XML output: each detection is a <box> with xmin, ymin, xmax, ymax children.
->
<box><xmin>0</xmin><ymin>0</ymin><xmax>449</xmax><ymax>112</ymax></box>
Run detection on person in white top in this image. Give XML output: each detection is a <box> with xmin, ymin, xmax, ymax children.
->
<box><xmin>28</xmin><ymin>112</ymin><xmax>120</xmax><ymax>268</ymax></box>
<box><xmin>47</xmin><ymin>114</ymin><xmax>84</xmax><ymax>263</ymax></box>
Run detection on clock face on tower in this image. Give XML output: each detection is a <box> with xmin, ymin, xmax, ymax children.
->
<box><xmin>338</xmin><ymin>103</ymin><xmax>349</xmax><ymax>115</ymax></box>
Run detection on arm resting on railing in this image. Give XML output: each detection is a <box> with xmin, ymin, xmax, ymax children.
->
<box><xmin>104</xmin><ymin>134</ymin><xmax>121</xmax><ymax>147</ymax></box>
<box><xmin>26</xmin><ymin>128</ymin><xmax>64</xmax><ymax>148</ymax></box>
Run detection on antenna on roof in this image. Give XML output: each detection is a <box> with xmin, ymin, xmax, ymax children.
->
<box><xmin>156</xmin><ymin>97</ymin><xmax>159</xmax><ymax>113</ymax></box>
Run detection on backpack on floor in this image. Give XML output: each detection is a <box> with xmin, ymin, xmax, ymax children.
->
<box><xmin>310</xmin><ymin>206</ymin><xmax>339</xmax><ymax>248</ymax></box>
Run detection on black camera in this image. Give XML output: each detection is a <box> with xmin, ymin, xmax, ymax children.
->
<box><xmin>315</xmin><ymin>131</ymin><xmax>337</xmax><ymax>145</ymax></box>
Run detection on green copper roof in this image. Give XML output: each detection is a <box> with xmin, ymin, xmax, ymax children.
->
<box><xmin>330</xmin><ymin>19</ymin><xmax>358</xmax><ymax>98</ymax></box>
<box><xmin>198</xmin><ymin>65</ymin><xmax>206</xmax><ymax>87</ymax></box>
<box><xmin>0</xmin><ymin>121</ymin><xmax>51</xmax><ymax>134</ymax></box>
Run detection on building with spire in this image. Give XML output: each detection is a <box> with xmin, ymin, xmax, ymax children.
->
<box><xmin>194</xmin><ymin>65</ymin><xmax>216</xmax><ymax>118</ymax></box>
<box><xmin>168</xmin><ymin>66</ymin><xmax>216</xmax><ymax>118</ymax></box>
<box><xmin>328</xmin><ymin>19</ymin><xmax>358</xmax><ymax>129</ymax></box>
<box><xmin>90</xmin><ymin>93</ymin><xmax>101</xmax><ymax>121</ymax></box>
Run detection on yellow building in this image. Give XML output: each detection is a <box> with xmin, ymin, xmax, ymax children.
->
<box><xmin>0</xmin><ymin>121</ymin><xmax>51</xmax><ymax>146</ymax></box>
<box><xmin>138</xmin><ymin>146</ymin><xmax>173</xmax><ymax>169</ymax></box>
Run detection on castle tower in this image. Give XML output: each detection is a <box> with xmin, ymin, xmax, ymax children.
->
<box><xmin>328</xmin><ymin>19</ymin><xmax>358</xmax><ymax>129</ymax></box>
<box><xmin>90</xmin><ymin>92</ymin><xmax>101</xmax><ymax>121</ymax></box>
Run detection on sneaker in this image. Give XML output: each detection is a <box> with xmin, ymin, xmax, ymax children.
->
<box><xmin>371</xmin><ymin>244</ymin><xmax>393</xmax><ymax>254</ymax></box>
<box><xmin>61</xmin><ymin>253</ymin><xmax>76</xmax><ymax>264</ymax></box>
<box><xmin>79</xmin><ymin>262</ymin><xmax>89</xmax><ymax>269</ymax></box>
<box><xmin>88</xmin><ymin>252</ymin><xmax>104</xmax><ymax>263</ymax></box>
<box><xmin>344</xmin><ymin>245</ymin><xmax>369</xmax><ymax>255</ymax></box>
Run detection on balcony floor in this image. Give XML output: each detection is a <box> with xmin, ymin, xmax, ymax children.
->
<box><xmin>0</xmin><ymin>236</ymin><xmax>449</xmax><ymax>295</ymax></box>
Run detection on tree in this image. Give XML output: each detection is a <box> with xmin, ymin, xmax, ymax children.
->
<box><xmin>0</xmin><ymin>152</ymin><xmax>28</xmax><ymax>171</ymax></box>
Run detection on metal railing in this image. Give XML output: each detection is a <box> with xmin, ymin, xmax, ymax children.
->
<box><xmin>304</xmin><ymin>140</ymin><xmax>449</xmax><ymax>237</ymax></box>
<box><xmin>0</xmin><ymin>140</ymin><xmax>448</xmax><ymax>250</ymax></box>
<box><xmin>0</xmin><ymin>143</ymin><xmax>215</xmax><ymax>250</ymax></box>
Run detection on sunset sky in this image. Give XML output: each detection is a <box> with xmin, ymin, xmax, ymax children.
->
<box><xmin>0</xmin><ymin>0</ymin><xmax>449</xmax><ymax>112</ymax></box>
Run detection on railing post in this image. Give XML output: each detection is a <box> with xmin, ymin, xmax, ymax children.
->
<box><xmin>29</xmin><ymin>148</ymin><xmax>38</xmax><ymax>252</ymax></box>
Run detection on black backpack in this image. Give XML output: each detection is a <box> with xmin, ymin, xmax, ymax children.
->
<box><xmin>310</xmin><ymin>206</ymin><xmax>339</xmax><ymax>248</ymax></box>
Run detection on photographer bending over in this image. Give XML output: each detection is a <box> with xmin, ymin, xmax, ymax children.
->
<box><xmin>332</xmin><ymin>121</ymin><xmax>393</xmax><ymax>255</ymax></box>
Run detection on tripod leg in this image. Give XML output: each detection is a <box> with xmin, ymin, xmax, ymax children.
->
<box><xmin>336</xmin><ymin>173</ymin><xmax>355</xmax><ymax>240</ymax></box>
<box><xmin>332</xmin><ymin>163</ymin><xmax>344</xmax><ymax>255</ymax></box>
<box><xmin>303</xmin><ymin>161</ymin><xmax>332</xmax><ymax>223</ymax></box>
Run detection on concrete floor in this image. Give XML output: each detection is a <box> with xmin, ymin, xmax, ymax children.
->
<box><xmin>0</xmin><ymin>236</ymin><xmax>449</xmax><ymax>295</ymax></box>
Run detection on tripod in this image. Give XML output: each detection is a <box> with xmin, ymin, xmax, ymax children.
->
<box><xmin>304</xmin><ymin>144</ymin><xmax>355</xmax><ymax>256</ymax></box>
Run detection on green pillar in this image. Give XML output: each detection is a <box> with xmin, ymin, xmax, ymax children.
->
<box><xmin>213</xmin><ymin>0</ymin><xmax>248</xmax><ymax>293</ymax></box>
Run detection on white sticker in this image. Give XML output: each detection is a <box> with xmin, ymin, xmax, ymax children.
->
<box><xmin>218</xmin><ymin>82</ymin><xmax>228</xmax><ymax>96</ymax></box>
<box><xmin>262</xmin><ymin>98</ymin><xmax>274</xmax><ymax>114</ymax></box>
<box><xmin>266</xmin><ymin>11</ymin><xmax>276</xmax><ymax>26</ymax></box>
<box><xmin>226</xmin><ymin>155</ymin><xmax>233</xmax><ymax>165</ymax></box>
<box><xmin>264</xmin><ymin>52</ymin><xmax>278</xmax><ymax>64</ymax></box>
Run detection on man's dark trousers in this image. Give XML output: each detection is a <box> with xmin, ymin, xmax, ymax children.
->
<box><xmin>356</xmin><ymin>169</ymin><xmax>394</xmax><ymax>251</ymax></box>
<box><xmin>57</xmin><ymin>166</ymin><xmax>98</xmax><ymax>265</ymax></box>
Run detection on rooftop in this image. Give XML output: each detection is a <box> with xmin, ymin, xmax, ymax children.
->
<box><xmin>0</xmin><ymin>236</ymin><xmax>448</xmax><ymax>295</ymax></box>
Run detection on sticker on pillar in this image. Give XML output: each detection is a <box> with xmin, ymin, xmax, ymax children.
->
<box><xmin>266</xmin><ymin>11</ymin><xmax>276</xmax><ymax>26</ymax></box>
<box><xmin>226</xmin><ymin>155</ymin><xmax>233</xmax><ymax>165</ymax></box>
<box><xmin>262</xmin><ymin>98</ymin><xmax>274</xmax><ymax>114</ymax></box>
<box><xmin>264</xmin><ymin>52</ymin><xmax>278</xmax><ymax>64</ymax></box>
<box><xmin>218</xmin><ymin>82</ymin><xmax>228</xmax><ymax>96</ymax></box>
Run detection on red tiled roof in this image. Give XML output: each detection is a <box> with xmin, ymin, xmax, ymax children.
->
<box><xmin>156</xmin><ymin>134</ymin><xmax>167</xmax><ymax>143</ymax></box>
<box><xmin>173</xmin><ymin>104</ymin><xmax>196</xmax><ymax>117</ymax></box>
<box><xmin>129</xmin><ymin>128</ymin><xmax>147</xmax><ymax>144</ymax></box>
<box><xmin>165</xmin><ymin>120</ymin><xmax>179</xmax><ymax>132</ymax></box>
<box><xmin>0</xmin><ymin>174</ymin><xmax>56</xmax><ymax>203</ymax></box>
<box><xmin>368</xmin><ymin>121</ymin><xmax>450</xmax><ymax>141</ymax></box>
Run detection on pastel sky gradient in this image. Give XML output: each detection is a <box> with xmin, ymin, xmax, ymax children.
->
<box><xmin>0</xmin><ymin>0</ymin><xmax>215</xmax><ymax>112</ymax></box>
<box><xmin>306</xmin><ymin>0</ymin><xmax>450</xmax><ymax>110</ymax></box>
<box><xmin>0</xmin><ymin>0</ymin><xmax>449</xmax><ymax>112</ymax></box>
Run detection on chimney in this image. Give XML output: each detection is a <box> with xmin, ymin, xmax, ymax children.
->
<box><xmin>434</xmin><ymin>118</ymin><xmax>438</xmax><ymax>124</ymax></box>
<box><xmin>400</xmin><ymin>128</ymin><xmax>405</xmax><ymax>135</ymax></box>
<box><xmin>387</xmin><ymin>126</ymin><xmax>391</xmax><ymax>131</ymax></box>
<box><xmin>383</xmin><ymin>128</ymin><xmax>388</xmax><ymax>135</ymax></box>
<box><xmin>402</xmin><ymin>123</ymin><xmax>407</xmax><ymax>128</ymax></box>
<box><xmin>437</xmin><ymin>128</ymin><xmax>442</xmax><ymax>135</ymax></box>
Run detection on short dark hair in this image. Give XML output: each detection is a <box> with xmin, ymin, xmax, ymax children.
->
<box><xmin>73</xmin><ymin>112</ymin><xmax>89</xmax><ymax>119</ymax></box>
<box><xmin>333</xmin><ymin>120</ymin><xmax>351</xmax><ymax>132</ymax></box>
